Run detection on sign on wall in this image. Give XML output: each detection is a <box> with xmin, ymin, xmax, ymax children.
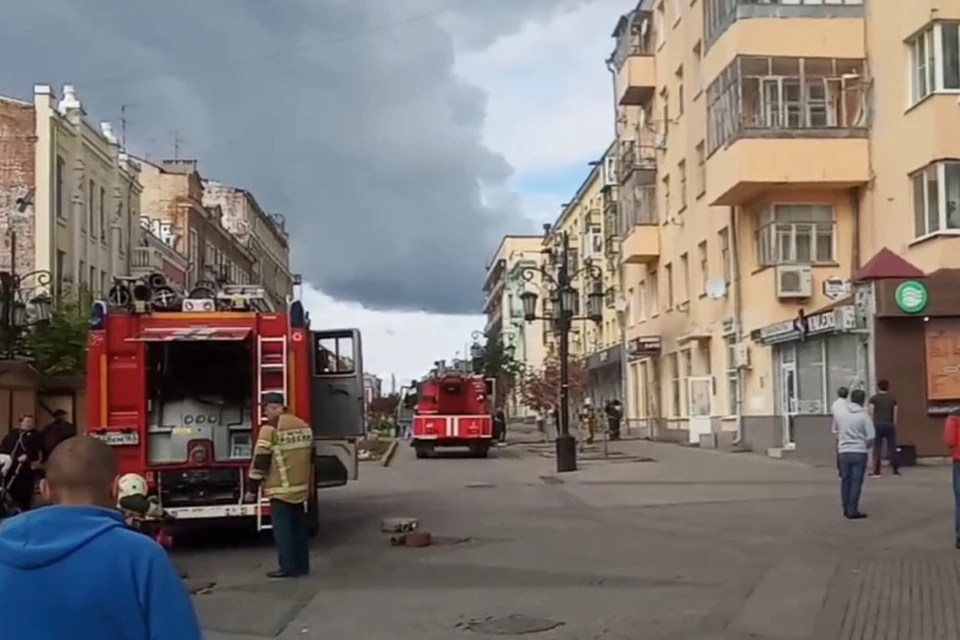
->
<box><xmin>924</xmin><ymin>324</ymin><xmax>960</xmax><ymax>400</ymax></box>
<box><xmin>895</xmin><ymin>280</ymin><xmax>928</xmax><ymax>314</ymax></box>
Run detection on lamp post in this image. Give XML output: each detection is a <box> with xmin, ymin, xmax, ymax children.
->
<box><xmin>0</xmin><ymin>271</ymin><xmax>54</xmax><ymax>359</ymax></box>
<box><xmin>518</xmin><ymin>229</ymin><xmax>603</xmax><ymax>473</ymax></box>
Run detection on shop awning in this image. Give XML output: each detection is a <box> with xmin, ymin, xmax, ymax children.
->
<box><xmin>126</xmin><ymin>327</ymin><xmax>252</xmax><ymax>342</ymax></box>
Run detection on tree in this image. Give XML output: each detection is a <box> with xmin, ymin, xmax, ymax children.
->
<box><xmin>474</xmin><ymin>336</ymin><xmax>523</xmax><ymax>409</ymax></box>
<box><xmin>518</xmin><ymin>356</ymin><xmax>589</xmax><ymax>414</ymax></box>
<box><xmin>24</xmin><ymin>293</ymin><xmax>90</xmax><ymax>376</ymax></box>
<box><xmin>368</xmin><ymin>394</ymin><xmax>401</xmax><ymax>419</ymax></box>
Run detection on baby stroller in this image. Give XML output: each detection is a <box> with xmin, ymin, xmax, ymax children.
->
<box><xmin>0</xmin><ymin>453</ymin><xmax>20</xmax><ymax>520</ymax></box>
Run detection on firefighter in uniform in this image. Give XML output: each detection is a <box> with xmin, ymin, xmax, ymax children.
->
<box><xmin>245</xmin><ymin>392</ymin><xmax>314</xmax><ymax>579</ymax></box>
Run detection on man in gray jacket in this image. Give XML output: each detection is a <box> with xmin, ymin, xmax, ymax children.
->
<box><xmin>835</xmin><ymin>389</ymin><xmax>875</xmax><ymax>519</ymax></box>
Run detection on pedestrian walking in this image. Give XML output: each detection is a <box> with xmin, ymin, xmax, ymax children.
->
<box><xmin>40</xmin><ymin>409</ymin><xmax>76</xmax><ymax>462</ymax></box>
<box><xmin>493</xmin><ymin>408</ymin><xmax>507</xmax><ymax>445</ymax></box>
<box><xmin>831</xmin><ymin>387</ymin><xmax>850</xmax><ymax>477</ymax></box>
<box><xmin>942</xmin><ymin>408</ymin><xmax>960</xmax><ymax>549</ymax></box>
<box><xmin>835</xmin><ymin>389</ymin><xmax>875</xmax><ymax>520</ymax></box>
<box><xmin>605</xmin><ymin>400</ymin><xmax>623</xmax><ymax>441</ymax></box>
<box><xmin>0</xmin><ymin>436</ymin><xmax>203</xmax><ymax>640</ymax></box>
<box><xmin>868</xmin><ymin>379</ymin><xmax>900</xmax><ymax>477</ymax></box>
<box><xmin>245</xmin><ymin>392</ymin><xmax>314</xmax><ymax>579</ymax></box>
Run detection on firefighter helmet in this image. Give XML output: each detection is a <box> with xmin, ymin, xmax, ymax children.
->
<box><xmin>118</xmin><ymin>473</ymin><xmax>148</xmax><ymax>498</ymax></box>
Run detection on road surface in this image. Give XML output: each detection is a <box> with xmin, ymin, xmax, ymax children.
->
<box><xmin>178</xmin><ymin>428</ymin><xmax>960</xmax><ymax>639</ymax></box>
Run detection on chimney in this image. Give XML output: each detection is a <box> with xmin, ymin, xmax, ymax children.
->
<box><xmin>58</xmin><ymin>84</ymin><xmax>82</xmax><ymax>114</ymax></box>
<box><xmin>33</xmin><ymin>84</ymin><xmax>54</xmax><ymax>111</ymax></box>
<box><xmin>100</xmin><ymin>122</ymin><xmax>119</xmax><ymax>146</ymax></box>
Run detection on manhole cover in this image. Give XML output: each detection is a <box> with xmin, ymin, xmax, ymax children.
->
<box><xmin>463</xmin><ymin>614</ymin><xmax>564</xmax><ymax>635</ymax></box>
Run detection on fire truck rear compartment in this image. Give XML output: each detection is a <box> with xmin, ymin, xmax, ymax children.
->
<box><xmin>145</xmin><ymin>339</ymin><xmax>254</xmax><ymax>469</ymax></box>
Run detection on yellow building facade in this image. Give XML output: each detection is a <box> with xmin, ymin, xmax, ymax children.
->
<box><xmin>609</xmin><ymin>0</ymin><xmax>960</xmax><ymax>452</ymax></box>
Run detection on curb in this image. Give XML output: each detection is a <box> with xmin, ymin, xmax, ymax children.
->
<box><xmin>381</xmin><ymin>439</ymin><xmax>399</xmax><ymax>467</ymax></box>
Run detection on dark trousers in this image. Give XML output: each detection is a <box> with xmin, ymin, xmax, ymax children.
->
<box><xmin>270</xmin><ymin>499</ymin><xmax>310</xmax><ymax>576</ymax></box>
<box><xmin>872</xmin><ymin>423</ymin><xmax>899</xmax><ymax>475</ymax></box>
<box><xmin>839</xmin><ymin>452</ymin><xmax>868</xmax><ymax>517</ymax></box>
<box><xmin>953</xmin><ymin>463</ymin><xmax>960</xmax><ymax>540</ymax></box>
<box><xmin>6</xmin><ymin>471</ymin><xmax>34</xmax><ymax>513</ymax></box>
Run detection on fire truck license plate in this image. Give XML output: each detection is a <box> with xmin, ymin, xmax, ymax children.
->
<box><xmin>92</xmin><ymin>432</ymin><xmax>139</xmax><ymax>446</ymax></box>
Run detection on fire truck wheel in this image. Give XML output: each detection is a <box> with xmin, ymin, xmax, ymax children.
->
<box><xmin>414</xmin><ymin>444</ymin><xmax>431</xmax><ymax>459</ymax></box>
<box><xmin>469</xmin><ymin>443</ymin><xmax>489</xmax><ymax>459</ymax></box>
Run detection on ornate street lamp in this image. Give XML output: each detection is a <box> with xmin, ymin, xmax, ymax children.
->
<box><xmin>517</xmin><ymin>229</ymin><xmax>604</xmax><ymax>473</ymax></box>
<box><xmin>0</xmin><ymin>270</ymin><xmax>54</xmax><ymax>359</ymax></box>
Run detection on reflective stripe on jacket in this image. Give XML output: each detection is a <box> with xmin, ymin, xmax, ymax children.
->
<box><xmin>249</xmin><ymin>413</ymin><xmax>314</xmax><ymax>503</ymax></box>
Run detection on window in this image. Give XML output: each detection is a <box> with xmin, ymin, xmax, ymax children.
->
<box><xmin>662</xmin><ymin>174</ymin><xmax>671</xmax><ymax>217</ymax></box>
<box><xmin>100</xmin><ymin>270</ymin><xmax>107</xmax><ymax>296</ymax></box>
<box><xmin>78</xmin><ymin>260</ymin><xmax>85</xmax><ymax>285</ymax></box>
<box><xmin>681</xmin><ymin>347</ymin><xmax>693</xmax><ymax>416</ymax></box>
<box><xmin>81</xmin><ymin>181</ymin><xmax>91</xmax><ymax>231</ymax></box>
<box><xmin>661</xmin><ymin>88</ymin><xmax>670</xmax><ymax>136</ymax></box>
<box><xmin>719</xmin><ymin>227</ymin><xmax>731</xmax><ymax>283</ymax></box>
<box><xmin>912</xmin><ymin>161</ymin><xmax>960</xmax><ymax>237</ymax></box>
<box><xmin>189</xmin><ymin>230</ymin><xmax>199</xmax><ymax>275</ymax></box>
<box><xmin>725</xmin><ymin>335</ymin><xmax>739</xmax><ymax>416</ymax></box>
<box><xmin>693</xmin><ymin>41</ymin><xmax>703</xmax><ymax>95</ymax></box>
<box><xmin>587</xmin><ymin>226</ymin><xmax>602</xmax><ymax>257</ymax></box>
<box><xmin>797</xmin><ymin>339</ymin><xmax>825</xmax><ymax>414</ymax></box>
<box><xmin>637</xmin><ymin>280</ymin><xmax>647</xmax><ymax>320</ymax></box>
<box><xmin>650</xmin><ymin>269</ymin><xmax>660</xmax><ymax>315</ymax></box>
<box><xmin>668</xmin><ymin>352</ymin><xmax>680</xmax><ymax>417</ymax></box>
<box><xmin>55</xmin><ymin>250</ymin><xmax>65</xmax><ymax>299</ymax></box>
<box><xmin>314</xmin><ymin>332</ymin><xmax>356</xmax><ymax>374</ymax></box>
<box><xmin>665</xmin><ymin>263</ymin><xmax>674</xmax><ymax>309</ymax></box>
<box><xmin>909</xmin><ymin>23</ymin><xmax>960</xmax><ymax>104</ymax></box>
<box><xmin>756</xmin><ymin>204</ymin><xmax>835</xmax><ymax>266</ymax></box>
<box><xmin>678</xmin><ymin>160</ymin><xmax>687</xmax><ymax>210</ymax></box>
<box><xmin>680</xmin><ymin>253</ymin><xmax>690</xmax><ymax>303</ymax></box>
<box><xmin>90</xmin><ymin>266</ymin><xmax>96</xmax><ymax>292</ymax></box>
<box><xmin>99</xmin><ymin>187</ymin><xmax>106</xmax><ymax>240</ymax></box>
<box><xmin>655</xmin><ymin>1</ymin><xmax>665</xmax><ymax>48</ymax></box>
<box><xmin>676</xmin><ymin>66</ymin><xmax>684</xmax><ymax>116</ymax></box>
<box><xmin>55</xmin><ymin>156</ymin><xmax>66</xmax><ymax>219</ymax></box>
<box><xmin>697</xmin><ymin>241</ymin><xmax>708</xmax><ymax>296</ymax></box>
<box><xmin>695</xmin><ymin>141</ymin><xmax>705</xmax><ymax>197</ymax></box>
<box><xmin>826</xmin><ymin>334</ymin><xmax>863</xmax><ymax>395</ymax></box>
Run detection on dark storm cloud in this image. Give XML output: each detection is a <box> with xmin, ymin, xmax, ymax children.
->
<box><xmin>0</xmin><ymin>0</ymin><xmax>588</xmax><ymax>314</ymax></box>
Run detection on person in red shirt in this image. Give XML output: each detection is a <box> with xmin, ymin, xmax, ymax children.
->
<box><xmin>943</xmin><ymin>409</ymin><xmax>960</xmax><ymax>548</ymax></box>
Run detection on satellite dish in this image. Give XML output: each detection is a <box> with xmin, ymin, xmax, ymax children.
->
<box><xmin>705</xmin><ymin>277</ymin><xmax>726</xmax><ymax>300</ymax></box>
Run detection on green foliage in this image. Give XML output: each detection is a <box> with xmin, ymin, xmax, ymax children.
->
<box><xmin>473</xmin><ymin>336</ymin><xmax>523</xmax><ymax>407</ymax></box>
<box><xmin>25</xmin><ymin>294</ymin><xmax>90</xmax><ymax>376</ymax></box>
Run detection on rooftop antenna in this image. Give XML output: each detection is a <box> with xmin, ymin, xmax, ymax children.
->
<box><xmin>170</xmin><ymin>130</ymin><xmax>184</xmax><ymax>160</ymax></box>
<box><xmin>119</xmin><ymin>103</ymin><xmax>138</xmax><ymax>151</ymax></box>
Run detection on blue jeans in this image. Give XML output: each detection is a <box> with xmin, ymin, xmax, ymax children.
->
<box><xmin>953</xmin><ymin>463</ymin><xmax>960</xmax><ymax>540</ymax></box>
<box><xmin>270</xmin><ymin>499</ymin><xmax>310</xmax><ymax>576</ymax></box>
<box><xmin>839</xmin><ymin>452</ymin><xmax>868</xmax><ymax>517</ymax></box>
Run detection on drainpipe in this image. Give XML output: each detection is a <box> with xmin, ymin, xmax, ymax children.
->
<box><xmin>850</xmin><ymin>187</ymin><xmax>861</xmax><ymax>277</ymax></box>
<box><xmin>730</xmin><ymin>206</ymin><xmax>745</xmax><ymax>445</ymax></box>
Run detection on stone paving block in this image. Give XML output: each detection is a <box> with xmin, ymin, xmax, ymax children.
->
<box><xmin>827</xmin><ymin>552</ymin><xmax>960</xmax><ymax>640</ymax></box>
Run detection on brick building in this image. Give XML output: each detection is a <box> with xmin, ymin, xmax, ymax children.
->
<box><xmin>136</xmin><ymin>158</ymin><xmax>255</xmax><ymax>291</ymax></box>
<box><xmin>0</xmin><ymin>84</ymin><xmax>141</xmax><ymax>297</ymax></box>
<box><xmin>202</xmin><ymin>181</ymin><xmax>293</xmax><ymax>309</ymax></box>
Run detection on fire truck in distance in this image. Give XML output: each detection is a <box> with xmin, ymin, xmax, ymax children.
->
<box><xmin>411</xmin><ymin>372</ymin><xmax>494</xmax><ymax>459</ymax></box>
<box><xmin>86</xmin><ymin>274</ymin><xmax>366</xmax><ymax>535</ymax></box>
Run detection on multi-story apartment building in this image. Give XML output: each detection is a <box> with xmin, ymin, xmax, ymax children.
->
<box><xmin>609</xmin><ymin>0</ymin><xmax>960</xmax><ymax>458</ymax></box>
<box><xmin>482</xmin><ymin>235</ymin><xmax>548</xmax><ymax>416</ymax></box>
<box><xmin>0</xmin><ymin>85</ymin><xmax>141</xmax><ymax>298</ymax></box>
<box><xmin>129</xmin><ymin>225</ymin><xmax>190</xmax><ymax>288</ymax></box>
<box><xmin>542</xmin><ymin>143</ymin><xmax>626</xmax><ymax>404</ymax></box>
<box><xmin>201</xmin><ymin>181</ymin><xmax>293</xmax><ymax>310</ymax></box>
<box><xmin>136</xmin><ymin>159</ymin><xmax>256</xmax><ymax>292</ymax></box>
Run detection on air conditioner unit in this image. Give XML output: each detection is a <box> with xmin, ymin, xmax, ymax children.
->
<box><xmin>775</xmin><ymin>265</ymin><xmax>813</xmax><ymax>299</ymax></box>
<box><xmin>735</xmin><ymin>343</ymin><xmax>751</xmax><ymax>369</ymax></box>
<box><xmin>603</xmin><ymin>156</ymin><xmax>617</xmax><ymax>186</ymax></box>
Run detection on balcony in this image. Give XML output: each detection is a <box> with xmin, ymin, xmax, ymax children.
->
<box><xmin>705</xmin><ymin>0</ymin><xmax>864</xmax><ymax>51</ymax></box>
<box><xmin>618</xmin><ymin>139</ymin><xmax>656</xmax><ymax>185</ymax></box>
<box><xmin>130</xmin><ymin>247</ymin><xmax>164</xmax><ymax>273</ymax></box>
<box><xmin>611</xmin><ymin>10</ymin><xmax>656</xmax><ymax>106</ymax></box>
<box><xmin>705</xmin><ymin>56</ymin><xmax>870</xmax><ymax>206</ymax></box>
<box><xmin>619</xmin><ymin>184</ymin><xmax>659</xmax><ymax>264</ymax></box>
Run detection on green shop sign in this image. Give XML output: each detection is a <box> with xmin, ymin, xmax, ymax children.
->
<box><xmin>894</xmin><ymin>280</ymin><xmax>928</xmax><ymax>314</ymax></box>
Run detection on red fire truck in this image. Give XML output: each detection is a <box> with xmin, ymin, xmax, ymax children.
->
<box><xmin>411</xmin><ymin>373</ymin><xmax>494</xmax><ymax>459</ymax></box>
<box><xmin>86</xmin><ymin>277</ymin><xmax>366</xmax><ymax>535</ymax></box>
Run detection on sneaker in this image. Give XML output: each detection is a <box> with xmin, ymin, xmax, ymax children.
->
<box><xmin>954</xmin><ymin>538</ymin><xmax>960</xmax><ymax>550</ymax></box>
<box><xmin>845</xmin><ymin>512</ymin><xmax>868</xmax><ymax>520</ymax></box>
<box><xmin>868</xmin><ymin>474</ymin><xmax>881</xmax><ymax>478</ymax></box>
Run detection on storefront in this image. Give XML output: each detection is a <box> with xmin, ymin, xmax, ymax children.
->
<box><xmin>873</xmin><ymin>269</ymin><xmax>960</xmax><ymax>456</ymax></box>
<box><xmin>584</xmin><ymin>343</ymin><xmax>623</xmax><ymax>406</ymax></box>
<box><xmin>752</xmin><ymin>304</ymin><xmax>868</xmax><ymax>448</ymax></box>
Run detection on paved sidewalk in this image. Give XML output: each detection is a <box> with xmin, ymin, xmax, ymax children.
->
<box><xmin>185</xmin><ymin>429</ymin><xmax>960</xmax><ymax>639</ymax></box>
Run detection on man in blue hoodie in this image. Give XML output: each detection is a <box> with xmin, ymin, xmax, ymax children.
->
<box><xmin>0</xmin><ymin>436</ymin><xmax>204</xmax><ymax>640</ymax></box>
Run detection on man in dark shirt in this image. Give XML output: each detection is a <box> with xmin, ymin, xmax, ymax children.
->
<box><xmin>41</xmin><ymin>410</ymin><xmax>77</xmax><ymax>462</ymax></box>
<box><xmin>868</xmin><ymin>379</ymin><xmax>900</xmax><ymax>477</ymax></box>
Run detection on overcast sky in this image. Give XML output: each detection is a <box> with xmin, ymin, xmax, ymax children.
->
<box><xmin>0</xmin><ymin>0</ymin><xmax>634</xmax><ymax>383</ymax></box>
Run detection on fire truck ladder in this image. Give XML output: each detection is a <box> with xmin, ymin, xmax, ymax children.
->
<box><xmin>254</xmin><ymin>334</ymin><xmax>289</xmax><ymax>532</ymax></box>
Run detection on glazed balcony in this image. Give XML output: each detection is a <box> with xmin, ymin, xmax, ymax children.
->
<box><xmin>610</xmin><ymin>9</ymin><xmax>656</xmax><ymax>106</ymax></box>
<box><xmin>705</xmin><ymin>0</ymin><xmax>864</xmax><ymax>51</ymax></box>
<box><xmin>705</xmin><ymin>56</ymin><xmax>870</xmax><ymax>206</ymax></box>
<box><xmin>618</xmin><ymin>138</ymin><xmax>656</xmax><ymax>185</ymax></box>
<box><xmin>619</xmin><ymin>184</ymin><xmax>659</xmax><ymax>265</ymax></box>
